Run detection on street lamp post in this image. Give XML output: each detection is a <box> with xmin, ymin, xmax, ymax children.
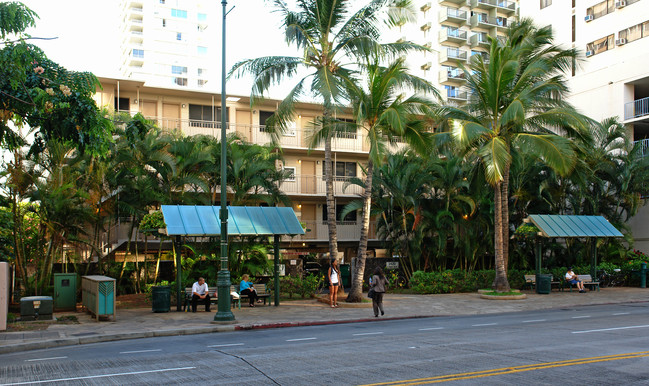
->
<box><xmin>214</xmin><ymin>0</ymin><xmax>235</xmax><ymax>322</ymax></box>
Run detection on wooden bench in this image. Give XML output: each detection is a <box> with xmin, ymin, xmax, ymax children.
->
<box><xmin>233</xmin><ymin>283</ymin><xmax>271</xmax><ymax>309</ymax></box>
<box><xmin>523</xmin><ymin>274</ymin><xmax>560</xmax><ymax>291</ymax></box>
<box><xmin>562</xmin><ymin>274</ymin><xmax>600</xmax><ymax>292</ymax></box>
<box><xmin>183</xmin><ymin>287</ymin><xmax>218</xmax><ymax>312</ymax></box>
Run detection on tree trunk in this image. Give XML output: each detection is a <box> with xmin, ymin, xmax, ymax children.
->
<box><xmin>119</xmin><ymin>220</ymin><xmax>136</xmax><ymax>284</ymax></box>
<box><xmin>493</xmin><ymin>182</ymin><xmax>510</xmax><ymax>291</ymax></box>
<box><xmin>11</xmin><ymin>192</ymin><xmax>28</xmax><ymax>294</ymax></box>
<box><xmin>347</xmin><ymin>161</ymin><xmax>373</xmax><ymax>302</ymax></box>
<box><xmin>323</xmin><ymin>111</ymin><xmax>338</xmax><ymax>262</ymax></box>
<box><xmin>501</xmin><ymin>164</ymin><xmax>510</xmax><ymax>274</ymax></box>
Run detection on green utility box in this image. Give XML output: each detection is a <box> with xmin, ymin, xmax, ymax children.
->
<box><xmin>536</xmin><ymin>274</ymin><xmax>552</xmax><ymax>294</ymax></box>
<box><xmin>54</xmin><ymin>273</ymin><xmax>77</xmax><ymax>311</ymax></box>
<box><xmin>151</xmin><ymin>286</ymin><xmax>171</xmax><ymax>313</ymax></box>
<box><xmin>20</xmin><ymin>296</ymin><xmax>53</xmax><ymax>320</ymax></box>
<box><xmin>340</xmin><ymin>264</ymin><xmax>350</xmax><ymax>287</ymax></box>
<box><xmin>82</xmin><ymin>275</ymin><xmax>116</xmax><ymax>321</ymax></box>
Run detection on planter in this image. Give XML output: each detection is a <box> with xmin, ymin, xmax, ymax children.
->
<box><xmin>480</xmin><ymin>293</ymin><xmax>527</xmax><ymax>300</ymax></box>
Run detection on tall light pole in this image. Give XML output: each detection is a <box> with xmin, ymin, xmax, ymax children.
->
<box><xmin>214</xmin><ymin>0</ymin><xmax>235</xmax><ymax>322</ymax></box>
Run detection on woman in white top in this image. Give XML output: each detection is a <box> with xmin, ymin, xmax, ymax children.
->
<box><xmin>328</xmin><ymin>259</ymin><xmax>341</xmax><ymax>308</ymax></box>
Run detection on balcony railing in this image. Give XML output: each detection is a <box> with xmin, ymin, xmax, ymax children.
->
<box><xmin>280</xmin><ymin>174</ymin><xmax>364</xmax><ymax>196</ymax></box>
<box><xmin>634</xmin><ymin>138</ymin><xmax>649</xmax><ymax>157</ymax></box>
<box><xmin>289</xmin><ymin>220</ymin><xmax>377</xmax><ymax>241</ymax></box>
<box><xmin>625</xmin><ymin>96</ymin><xmax>649</xmax><ymax>120</ymax></box>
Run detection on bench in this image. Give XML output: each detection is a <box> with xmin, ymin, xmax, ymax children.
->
<box><xmin>523</xmin><ymin>274</ymin><xmax>560</xmax><ymax>291</ymax></box>
<box><xmin>562</xmin><ymin>274</ymin><xmax>600</xmax><ymax>292</ymax></box>
<box><xmin>183</xmin><ymin>287</ymin><xmax>218</xmax><ymax>312</ymax></box>
<box><xmin>233</xmin><ymin>283</ymin><xmax>271</xmax><ymax>309</ymax></box>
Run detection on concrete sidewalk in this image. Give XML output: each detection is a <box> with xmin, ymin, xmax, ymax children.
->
<box><xmin>1</xmin><ymin>287</ymin><xmax>647</xmax><ymax>354</ymax></box>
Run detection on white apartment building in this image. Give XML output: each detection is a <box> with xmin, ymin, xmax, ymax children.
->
<box><xmin>520</xmin><ymin>0</ymin><xmax>649</xmax><ymax>252</ymax></box>
<box><xmin>403</xmin><ymin>0</ymin><xmax>519</xmax><ymax>104</ymax></box>
<box><xmin>119</xmin><ymin>0</ymin><xmax>218</xmax><ymax>90</ymax></box>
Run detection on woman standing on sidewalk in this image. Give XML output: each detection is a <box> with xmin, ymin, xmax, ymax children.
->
<box><xmin>370</xmin><ymin>267</ymin><xmax>388</xmax><ymax>317</ymax></box>
<box><xmin>328</xmin><ymin>259</ymin><xmax>341</xmax><ymax>308</ymax></box>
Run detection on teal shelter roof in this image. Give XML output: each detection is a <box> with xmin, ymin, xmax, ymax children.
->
<box><xmin>160</xmin><ymin>205</ymin><xmax>305</xmax><ymax>236</ymax></box>
<box><xmin>525</xmin><ymin>215</ymin><xmax>623</xmax><ymax>238</ymax></box>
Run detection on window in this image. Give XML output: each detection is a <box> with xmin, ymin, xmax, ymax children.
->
<box><xmin>259</xmin><ymin>110</ymin><xmax>274</xmax><ymax>131</ymax></box>
<box><xmin>162</xmin><ymin>19</ymin><xmax>166</xmax><ymax>27</ymax></box>
<box><xmin>540</xmin><ymin>0</ymin><xmax>552</xmax><ymax>9</ymax></box>
<box><xmin>114</xmin><ymin>97</ymin><xmax>130</xmax><ymax>112</ymax></box>
<box><xmin>197</xmin><ymin>46</ymin><xmax>207</xmax><ymax>55</ymax></box>
<box><xmin>322</xmin><ymin>161</ymin><xmax>357</xmax><ymax>180</ymax></box>
<box><xmin>171</xmin><ymin>9</ymin><xmax>187</xmax><ymax>18</ymax></box>
<box><xmin>198</xmin><ymin>68</ymin><xmax>206</xmax><ymax>76</ymax></box>
<box><xmin>571</xmin><ymin>15</ymin><xmax>575</xmax><ymax>42</ymax></box>
<box><xmin>198</xmin><ymin>13</ymin><xmax>207</xmax><ymax>22</ymax></box>
<box><xmin>197</xmin><ymin>79</ymin><xmax>208</xmax><ymax>87</ymax></box>
<box><xmin>587</xmin><ymin>0</ymin><xmax>614</xmax><ymax>20</ymax></box>
<box><xmin>176</xmin><ymin>32</ymin><xmax>182</xmax><ymax>41</ymax></box>
<box><xmin>283</xmin><ymin>167</ymin><xmax>296</xmax><ymax>182</ymax></box>
<box><xmin>171</xmin><ymin>65</ymin><xmax>187</xmax><ymax>74</ymax></box>
<box><xmin>586</xmin><ymin>34</ymin><xmax>614</xmax><ymax>55</ymax></box>
<box><xmin>174</xmin><ymin>77</ymin><xmax>187</xmax><ymax>86</ymax></box>
<box><xmin>619</xmin><ymin>21</ymin><xmax>649</xmax><ymax>43</ymax></box>
<box><xmin>132</xmin><ymin>49</ymin><xmax>144</xmax><ymax>58</ymax></box>
<box><xmin>322</xmin><ymin>204</ymin><xmax>357</xmax><ymax>222</ymax></box>
<box><xmin>160</xmin><ymin>0</ymin><xmax>165</xmax><ymax>3</ymax></box>
<box><xmin>189</xmin><ymin>104</ymin><xmax>228</xmax><ymax>127</ymax></box>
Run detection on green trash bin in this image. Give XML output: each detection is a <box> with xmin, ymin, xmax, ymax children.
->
<box><xmin>536</xmin><ymin>274</ymin><xmax>551</xmax><ymax>294</ymax></box>
<box><xmin>340</xmin><ymin>264</ymin><xmax>350</xmax><ymax>288</ymax></box>
<box><xmin>152</xmin><ymin>286</ymin><xmax>171</xmax><ymax>313</ymax></box>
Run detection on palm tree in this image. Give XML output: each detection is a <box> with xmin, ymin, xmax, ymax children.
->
<box><xmin>229</xmin><ymin>0</ymin><xmax>419</xmax><ymax>263</ymax></box>
<box><xmin>442</xmin><ymin>19</ymin><xmax>591</xmax><ymax>291</ymax></box>
<box><xmin>343</xmin><ymin>56</ymin><xmax>436</xmax><ymax>301</ymax></box>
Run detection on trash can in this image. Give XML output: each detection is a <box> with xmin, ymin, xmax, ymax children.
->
<box><xmin>536</xmin><ymin>274</ymin><xmax>551</xmax><ymax>294</ymax></box>
<box><xmin>340</xmin><ymin>264</ymin><xmax>350</xmax><ymax>288</ymax></box>
<box><xmin>152</xmin><ymin>286</ymin><xmax>171</xmax><ymax>313</ymax></box>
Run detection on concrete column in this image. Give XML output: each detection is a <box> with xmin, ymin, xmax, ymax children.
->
<box><xmin>0</xmin><ymin>262</ymin><xmax>9</xmax><ymax>331</ymax></box>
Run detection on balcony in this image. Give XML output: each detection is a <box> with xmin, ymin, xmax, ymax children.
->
<box><xmin>446</xmin><ymin>88</ymin><xmax>468</xmax><ymax>102</ymax></box>
<box><xmin>470</xmin><ymin>33</ymin><xmax>490</xmax><ymax>48</ymax></box>
<box><xmin>470</xmin><ymin>0</ymin><xmax>517</xmax><ymax>14</ymax></box>
<box><xmin>470</xmin><ymin>50</ymin><xmax>490</xmax><ymax>63</ymax></box>
<box><xmin>129</xmin><ymin>30</ymin><xmax>143</xmax><ymax>43</ymax></box>
<box><xmin>289</xmin><ymin>221</ymin><xmax>377</xmax><ymax>242</ymax></box>
<box><xmin>440</xmin><ymin>8</ymin><xmax>467</xmax><ymax>25</ymax></box>
<box><xmin>634</xmin><ymin>138</ymin><xmax>649</xmax><ymax>158</ymax></box>
<box><xmin>470</xmin><ymin>14</ymin><xmax>509</xmax><ymax>29</ymax></box>
<box><xmin>280</xmin><ymin>175</ymin><xmax>364</xmax><ymax>196</ymax></box>
<box><xmin>439</xmin><ymin>67</ymin><xmax>466</xmax><ymax>85</ymax></box>
<box><xmin>127</xmin><ymin>7</ymin><xmax>143</xmax><ymax>19</ymax></box>
<box><xmin>439</xmin><ymin>0</ymin><xmax>467</xmax><ymax>5</ymax></box>
<box><xmin>439</xmin><ymin>28</ymin><xmax>468</xmax><ymax>44</ymax></box>
<box><xmin>625</xmin><ymin>96</ymin><xmax>649</xmax><ymax>120</ymax></box>
<box><xmin>441</xmin><ymin>47</ymin><xmax>468</xmax><ymax>65</ymax></box>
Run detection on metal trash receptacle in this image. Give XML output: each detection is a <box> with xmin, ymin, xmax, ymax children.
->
<box><xmin>152</xmin><ymin>286</ymin><xmax>171</xmax><ymax>313</ymax></box>
<box><xmin>536</xmin><ymin>274</ymin><xmax>551</xmax><ymax>294</ymax></box>
<box><xmin>340</xmin><ymin>264</ymin><xmax>350</xmax><ymax>287</ymax></box>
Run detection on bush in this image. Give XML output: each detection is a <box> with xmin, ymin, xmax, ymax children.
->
<box><xmin>267</xmin><ymin>274</ymin><xmax>323</xmax><ymax>299</ymax></box>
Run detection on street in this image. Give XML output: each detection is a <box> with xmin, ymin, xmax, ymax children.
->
<box><xmin>1</xmin><ymin>302</ymin><xmax>649</xmax><ymax>385</ymax></box>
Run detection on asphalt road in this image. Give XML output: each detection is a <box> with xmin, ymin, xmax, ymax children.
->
<box><xmin>1</xmin><ymin>302</ymin><xmax>649</xmax><ymax>385</ymax></box>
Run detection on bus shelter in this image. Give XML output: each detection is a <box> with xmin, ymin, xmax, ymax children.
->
<box><xmin>161</xmin><ymin>205</ymin><xmax>304</xmax><ymax>310</ymax></box>
<box><xmin>524</xmin><ymin>214</ymin><xmax>623</xmax><ymax>280</ymax></box>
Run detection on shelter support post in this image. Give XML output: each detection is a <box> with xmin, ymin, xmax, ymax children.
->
<box><xmin>274</xmin><ymin>235</ymin><xmax>280</xmax><ymax>306</ymax></box>
<box><xmin>535</xmin><ymin>239</ymin><xmax>542</xmax><ymax>276</ymax></box>
<box><xmin>175</xmin><ymin>236</ymin><xmax>182</xmax><ymax>312</ymax></box>
<box><xmin>591</xmin><ymin>238</ymin><xmax>597</xmax><ymax>279</ymax></box>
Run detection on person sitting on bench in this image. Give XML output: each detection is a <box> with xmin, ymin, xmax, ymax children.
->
<box><xmin>191</xmin><ymin>277</ymin><xmax>211</xmax><ymax>312</ymax></box>
<box><xmin>240</xmin><ymin>274</ymin><xmax>260</xmax><ymax>307</ymax></box>
<box><xmin>565</xmin><ymin>267</ymin><xmax>586</xmax><ymax>293</ymax></box>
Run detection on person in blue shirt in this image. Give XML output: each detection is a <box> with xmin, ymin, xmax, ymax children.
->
<box><xmin>240</xmin><ymin>274</ymin><xmax>259</xmax><ymax>307</ymax></box>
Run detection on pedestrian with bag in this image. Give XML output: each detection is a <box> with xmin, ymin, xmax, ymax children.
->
<box><xmin>369</xmin><ymin>267</ymin><xmax>388</xmax><ymax>317</ymax></box>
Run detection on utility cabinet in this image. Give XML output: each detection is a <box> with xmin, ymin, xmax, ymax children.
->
<box><xmin>20</xmin><ymin>296</ymin><xmax>53</xmax><ymax>321</ymax></box>
<box><xmin>82</xmin><ymin>275</ymin><xmax>116</xmax><ymax>321</ymax></box>
<box><xmin>54</xmin><ymin>273</ymin><xmax>77</xmax><ymax>311</ymax></box>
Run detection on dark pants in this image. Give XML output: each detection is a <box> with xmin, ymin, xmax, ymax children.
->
<box><xmin>241</xmin><ymin>288</ymin><xmax>258</xmax><ymax>305</ymax></box>
<box><xmin>372</xmin><ymin>292</ymin><xmax>384</xmax><ymax>316</ymax></box>
<box><xmin>192</xmin><ymin>294</ymin><xmax>211</xmax><ymax>312</ymax></box>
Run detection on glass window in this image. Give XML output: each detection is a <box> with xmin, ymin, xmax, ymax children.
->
<box><xmin>171</xmin><ymin>65</ymin><xmax>187</xmax><ymax>74</ymax></box>
<box><xmin>174</xmin><ymin>77</ymin><xmax>187</xmax><ymax>86</ymax></box>
<box><xmin>189</xmin><ymin>104</ymin><xmax>227</xmax><ymax>127</ymax></box>
<box><xmin>198</xmin><ymin>13</ymin><xmax>207</xmax><ymax>22</ymax></box>
<box><xmin>114</xmin><ymin>97</ymin><xmax>130</xmax><ymax>112</ymax></box>
<box><xmin>132</xmin><ymin>49</ymin><xmax>144</xmax><ymax>58</ymax></box>
<box><xmin>540</xmin><ymin>0</ymin><xmax>552</xmax><ymax>9</ymax></box>
<box><xmin>322</xmin><ymin>204</ymin><xmax>357</xmax><ymax>222</ymax></box>
<box><xmin>198</xmin><ymin>68</ymin><xmax>206</xmax><ymax>76</ymax></box>
<box><xmin>283</xmin><ymin>167</ymin><xmax>296</xmax><ymax>182</ymax></box>
<box><xmin>197</xmin><ymin>46</ymin><xmax>207</xmax><ymax>55</ymax></box>
<box><xmin>176</xmin><ymin>32</ymin><xmax>182</xmax><ymax>41</ymax></box>
<box><xmin>587</xmin><ymin>34</ymin><xmax>614</xmax><ymax>55</ymax></box>
<box><xmin>197</xmin><ymin>79</ymin><xmax>208</xmax><ymax>87</ymax></box>
<box><xmin>171</xmin><ymin>9</ymin><xmax>188</xmax><ymax>18</ymax></box>
<box><xmin>162</xmin><ymin>19</ymin><xmax>166</xmax><ymax>27</ymax></box>
<box><xmin>259</xmin><ymin>110</ymin><xmax>274</xmax><ymax>126</ymax></box>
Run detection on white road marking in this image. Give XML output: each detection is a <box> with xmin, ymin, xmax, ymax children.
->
<box><xmin>119</xmin><ymin>349</ymin><xmax>162</xmax><ymax>354</ymax></box>
<box><xmin>0</xmin><ymin>366</ymin><xmax>196</xmax><ymax>385</ymax></box>
<box><xmin>207</xmin><ymin>343</ymin><xmax>245</xmax><ymax>348</ymax></box>
<box><xmin>572</xmin><ymin>316</ymin><xmax>591</xmax><ymax>319</ymax></box>
<box><xmin>286</xmin><ymin>337</ymin><xmax>317</xmax><ymax>342</ymax></box>
<box><xmin>522</xmin><ymin>319</ymin><xmax>546</xmax><ymax>323</ymax></box>
<box><xmin>419</xmin><ymin>327</ymin><xmax>444</xmax><ymax>331</ymax></box>
<box><xmin>25</xmin><ymin>356</ymin><xmax>67</xmax><ymax>362</ymax></box>
<box><xmin>472</xmin><ymin>323</ymin><xmax>497</xmax><ymax>327</ymax></box>
<box><xmin>353</xmin><ymin>332</ymin><xmax>384</xmax><ymax>336</ymax></box>
<box><xmin>613</xmin><ymin>312</ymin><xmax>630</xmax><ymax>316</ymax></box>
<box><xmin>573</xmin><ymin>324</ymin><xmax>649</xmax><ymax>334</ymax></box>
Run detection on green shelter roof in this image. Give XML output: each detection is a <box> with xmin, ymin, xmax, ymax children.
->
<box><xmin>525</xmin><ymin>215</ymin><xmax>623</xmax><ymax>238</ymax></box>
<box><xmin>161</xmin><ymin>205</ymin><xmax>305</xmax><ymax>236</ymax></box>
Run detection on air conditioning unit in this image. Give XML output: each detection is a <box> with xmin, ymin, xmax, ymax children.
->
<box><xmin>615</xmin><ymin>0</ymin><xmax>627</xmax><ymax>8</ymax></box>
<box><xmin>584</xmin><ymin>14</ymin><xmax>594</xmax><ymax>22</ymax></box>
<box><xmin>615</xmin><ymin>38</ymin><xmax>627</xmax><ymax>45</ymax></box>
<box><xmin>585</xmin><ymin>50</ymin><xmax>594</xmax><ymax>57</ymax></box>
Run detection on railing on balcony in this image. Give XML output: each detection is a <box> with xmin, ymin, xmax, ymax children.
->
<box><xmin>446</xmin><ymin>7</ymin><xmax>467</xmax><ymax>19</ymax></box>
<box><xmin>446</xmin><ymin>47</ymin><xmax>468</xmax><ymax>61</ymax></box>
<box><xmin>634</xmin><ymin>138</ymin><xmax>649</xmax><ymax>157</ymax></box>
<box><xmin>289</xmin><ymin>220</ymin><xmax>378</xmax><ymax>241</ymax></box>
<box><xmin>280</xmin><ymin>175</ymin><xmax>364</xmax><ymax>196</ymax></box>
<box><xmin>625</xmin><ymin>97</ymin><xmax>649</xmax><ymax>120</ymax></box>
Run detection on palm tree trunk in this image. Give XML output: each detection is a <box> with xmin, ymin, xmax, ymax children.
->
<box><xmin>323</xmin><ymin>113</ymin><xmax>338</xmax><ymax>262</ymax></box>
<box><xmin>493</xmin><ymin>182</ymin><xmax>510</xmax><ymax>291</ymax></box>
<box><xmin>501</xmin><ymin>165</ymin><xmax>510</xmax><ymax>274</ymax></box>
<box><xmin>348</xmin><ymin>161</ymin><xmax>373</xmax><ymax>302</ymax></box>
<box><xmin>119</xmin><ymin>220</ymin><xmax>136</xmax><ymax>284</ymax></box>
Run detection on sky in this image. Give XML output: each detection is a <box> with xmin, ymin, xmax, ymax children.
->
<box><xmin>19</xmin><ymin>0</ymin><xmax>304</xmax><ymax>99</ymax></box>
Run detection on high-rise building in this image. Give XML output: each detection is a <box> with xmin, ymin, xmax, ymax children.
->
<box><xmin>119</xmin><ymin>0</ymin><xmax>217</xmax><ymax>90</ymax></box>
<box><xmin>520</xmin><ymin>0</ymin><xmax>649</xmax><ymax>251</ymax></box>
<box><xmin>403</xmin><ymin>0</ymin><xmax>519</xmax><ymax>104</ymax></box>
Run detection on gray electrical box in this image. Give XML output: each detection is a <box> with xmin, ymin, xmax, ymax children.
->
<box><xmin>20</xmin><ymin>296</ymin><xmax>53</xmax><ymax>321</ymax></box>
